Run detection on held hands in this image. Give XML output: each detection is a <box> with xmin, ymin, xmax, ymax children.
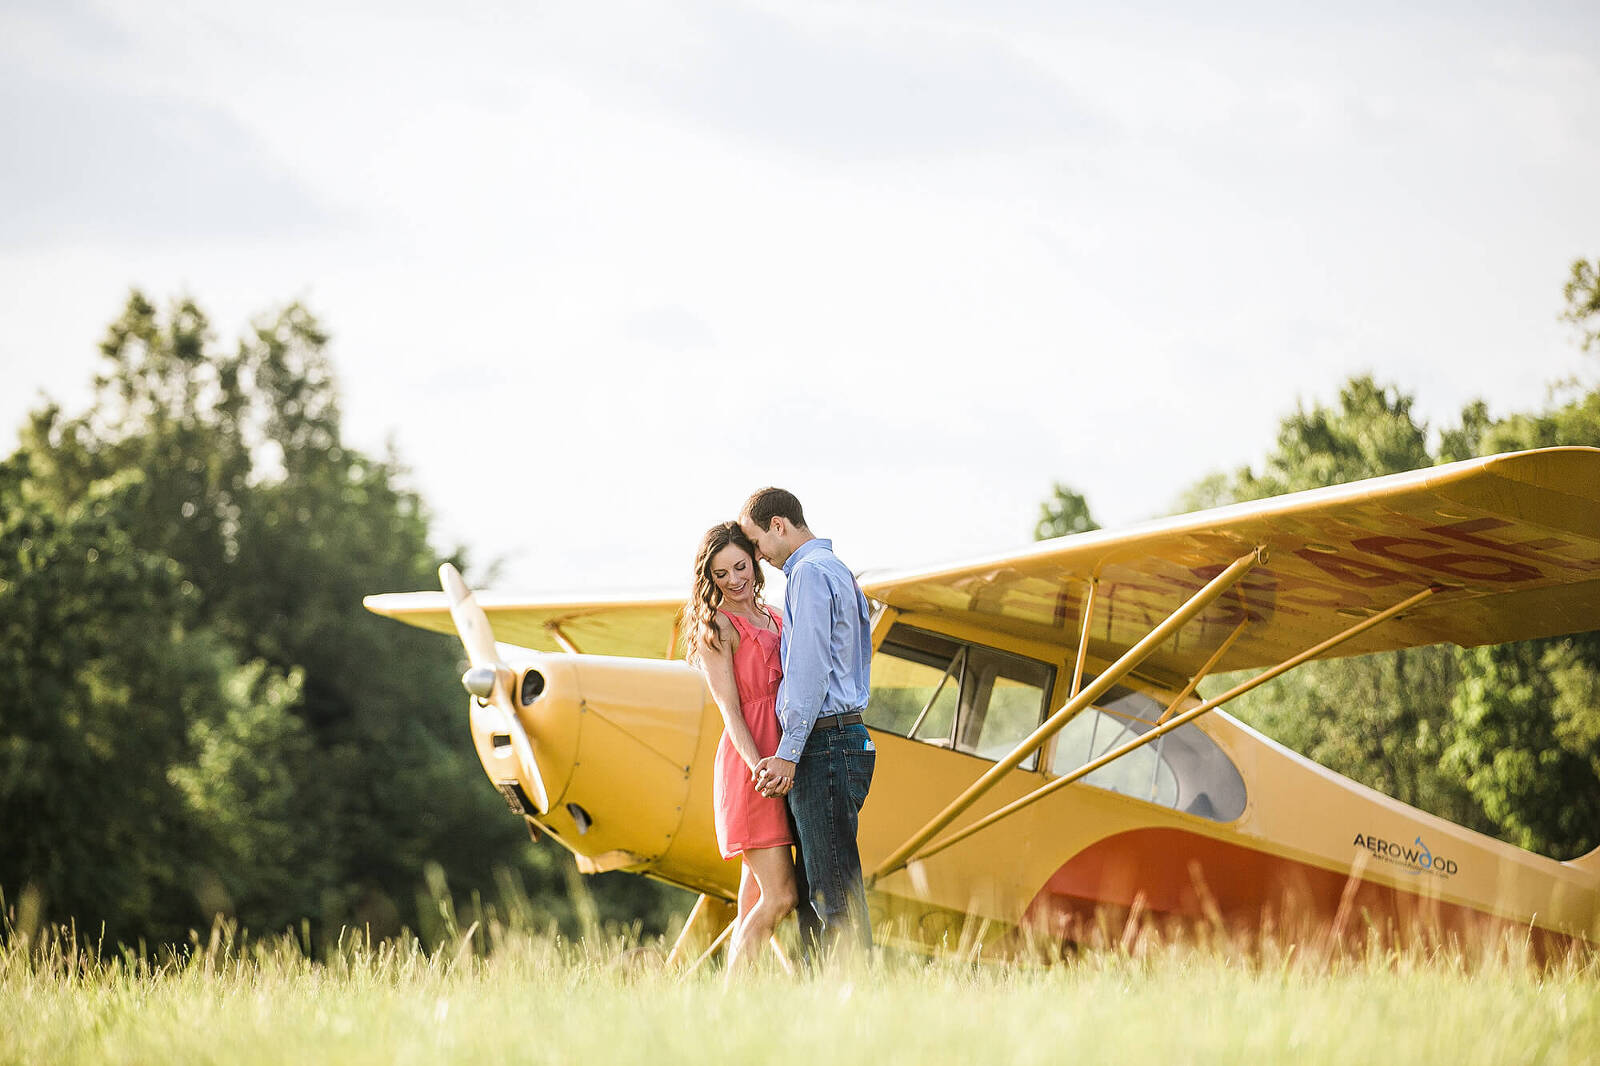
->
<box><xmin>753</xmin><ymin>755</ymin><xmax>796</xmax><ymax>798</ymax></box>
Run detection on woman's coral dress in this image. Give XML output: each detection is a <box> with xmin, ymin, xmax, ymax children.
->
<box><xmin>713</xmin><ymin>607</ymin><xmax>794</xmax><ymax>859</ymax></box>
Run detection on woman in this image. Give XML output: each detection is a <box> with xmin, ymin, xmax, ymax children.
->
<box><xmin>686</xmin><ymin>521</ymin><xmax>797</xmax><ymax>971</ymax></box>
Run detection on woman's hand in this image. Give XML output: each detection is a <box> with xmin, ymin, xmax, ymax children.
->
<box><xmin>754</xmin><ymin>755</ymin><xmax>796</xmax><ymax>798</ymax></box>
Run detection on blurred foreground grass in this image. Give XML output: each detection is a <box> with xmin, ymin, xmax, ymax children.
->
<box><xmin>4</xmin><ymin>886</ymin><xmax>1598</xmax><ymax>1066</ymax></box>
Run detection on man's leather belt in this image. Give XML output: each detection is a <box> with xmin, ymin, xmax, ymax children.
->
<box><xmin>813</xmin><ymin>712</ymin><xmax>864</xmax><ymax>731</ymax></box>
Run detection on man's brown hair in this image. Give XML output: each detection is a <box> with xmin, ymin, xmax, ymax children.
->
<box><xmin>741</xmin><ymin>487</ymin><xmax>807</xmax><ymax>531</ymax></box>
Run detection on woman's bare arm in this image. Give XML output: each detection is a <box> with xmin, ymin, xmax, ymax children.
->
<box><xmin>697</xmin><ymin>617</ymin><xmax>764</xmax><ymax>773</ymax></box>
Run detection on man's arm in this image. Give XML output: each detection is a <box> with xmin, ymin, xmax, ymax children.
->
<box><xmin>774</xmin><ymin>561</ymin><xmax>833</xmax><ymax>763</ymax></box>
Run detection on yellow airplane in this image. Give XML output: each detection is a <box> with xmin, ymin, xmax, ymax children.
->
<box><xmin>364</xmin><ymin>447</ymin><xmax>1600</xmax><ymax>959</ymax></box>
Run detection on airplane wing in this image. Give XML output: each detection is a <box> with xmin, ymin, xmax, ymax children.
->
<box><xmin>362</xmin><ymin>588</ymin><xmax>687</xmax><ymax>659</ymax></box>
<box><xmin>863</xmin><ymin>447</ymin><xmax>1600</xmax><ymax>683</ymax></box>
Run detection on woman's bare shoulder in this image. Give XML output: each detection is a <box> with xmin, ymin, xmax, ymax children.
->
<box><xmin>700</xmin><ymin>611</ymin><xmax>738</xmax><ymax>658</ymax></box>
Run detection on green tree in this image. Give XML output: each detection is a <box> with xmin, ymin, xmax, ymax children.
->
<box><xmin>1446</xmin><ymin>641</ymin><xmax>1600</xmax><ymax>857</ymax></box>
<box><xmin>1201</xmin><ymin>376</ymin><xmax>1432</xmax><ymax>504</ymax></box>
<box><xmin>1436</xmin><ymin>399</ymin><xmax>1493</xmax><ymax>464</ymax></box>
<box><xmin>3</xmin><ymin>292</ymin><xmax>684</xmax><ymax>945</ymax></box>
<box><xmin>0</xmin><ymin>463</ymin><xmax>294</xmax><ymax>944</ymax></box>
<box><xmin>1561</xmin><ymin>257</ymin><xmax>1600</xmax><ymax>354</ymax></box>
<box><xmin>1034</xmin><ymin>483</ymin><xmax>1099</xmax><ymax>541</ymax></box>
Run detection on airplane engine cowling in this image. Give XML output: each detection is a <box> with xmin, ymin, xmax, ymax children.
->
<box><xmin>472</xmin><ymin>653</ymin><xmax>707</xmax><ymax>869</ymax></box>
<box><xmin>469</xmin><ymin>653</ymin><xmax>582</xmax><ymax>812</ymax></box>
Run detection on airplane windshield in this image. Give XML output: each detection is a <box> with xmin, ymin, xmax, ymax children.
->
<box><xmin>1049</xmin><ymin>687</ymin><xmax>1247</xmax><ymax>822</ymax></box>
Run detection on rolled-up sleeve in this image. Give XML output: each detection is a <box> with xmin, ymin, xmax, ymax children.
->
<box><xmin>776</xmin><ymin>562</ymin><xmax>832</xmax><ymax>761</ymax></box>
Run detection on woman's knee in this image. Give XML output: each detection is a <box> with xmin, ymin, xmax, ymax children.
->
<box><xmin>766</xmin><ymin>881</ymin><xmax>798</xmax><ymax>916</ymax></box>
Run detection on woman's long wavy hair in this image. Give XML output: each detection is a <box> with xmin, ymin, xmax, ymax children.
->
<box><xmin>685</xmin><ymin>521</ymin><xmax>765</xmax><ymax>664</ymax></box>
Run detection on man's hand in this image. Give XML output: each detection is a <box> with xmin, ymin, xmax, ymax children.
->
<box><xmin>754</xmin><ymin>755</ymin><xmax>797</xmax><ymax>798</ymax></box>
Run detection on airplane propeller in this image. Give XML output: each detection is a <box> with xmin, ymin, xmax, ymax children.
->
<box><xmin>439</xmin><ymin>562</ymin><xmax>550</xmax><ymax>814</ymax></box>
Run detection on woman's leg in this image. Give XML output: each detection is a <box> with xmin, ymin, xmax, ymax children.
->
<box><xmin>730</xmin><ymin>861</ymin><xmax>760</xmax><ymax>953</ymax></box>
<box><xmin>727</xmin><ymin>845</ymin><xmax>797</xmax><ymax>973</ymax></box>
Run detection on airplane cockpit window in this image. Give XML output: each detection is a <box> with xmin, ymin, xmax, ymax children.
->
<box><xmin>1049</xmin><ymin>682</ymin><xmax>1246</xmax><ymax>822</ymax></box>
<box><xmin>867</xmin><ymin>625</ymin><xmax>1052</xmax><ymax>770</ymax></box>
<box><xmin>863</xmin><ymin>626</ymin><xmax>962</xmax><ymax>745</ymax></box>
<box><xmin>956</xmin><ymin>646</ymin><xmax>1052</xmax><ymax>762</ymax></box>
<box><xmin>1052</xmin><ymin>692</ymin><xmax>1178</xmax><ymax>806</ymax></box>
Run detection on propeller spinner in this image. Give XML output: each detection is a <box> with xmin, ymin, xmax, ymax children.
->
<box><xmin>439</xmin><ymin>563</ymin><xmax>550</xmax><ymax>813</ymax></box>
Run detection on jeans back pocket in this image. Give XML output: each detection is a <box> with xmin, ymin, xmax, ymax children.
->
<box><xmin>845</xmin><ymin>747</ymin><xmax>875</xmax><ymax>811</ymax></box>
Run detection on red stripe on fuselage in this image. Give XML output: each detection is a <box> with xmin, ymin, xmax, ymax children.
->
<box><xmin>1023</xmin><ymin>827</ymin><xmax>1559</xmax><ymax>946</ymax></box>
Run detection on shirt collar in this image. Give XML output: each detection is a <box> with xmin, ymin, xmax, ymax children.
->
<box><xmin>782</xmin><ymin>537</ymin><xmax>830</xmax><ymax>575</ymax></box>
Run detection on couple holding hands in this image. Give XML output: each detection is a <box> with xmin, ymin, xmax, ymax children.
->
<box><xmin>687</xmin><ymin>488</ymin><xmax>876</xmax><ymax>971</ymax></box>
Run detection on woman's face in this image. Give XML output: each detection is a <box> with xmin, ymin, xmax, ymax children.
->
<box><xmin>709</xmin><ymin>543</ymin><xmax>757</xmax><ymax>607</ymax></box>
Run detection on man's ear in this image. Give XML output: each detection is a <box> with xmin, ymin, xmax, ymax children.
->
<box><xmin>770</xmin><ymin>516</ymin><xmax>790</xmax><ymax>538</ymax></box>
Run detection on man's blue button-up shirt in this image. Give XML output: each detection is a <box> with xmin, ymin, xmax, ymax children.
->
<box><xmin>775</xmin><ymin>538</ymin><xmax>873</xmax><ymax>763</ymax></box>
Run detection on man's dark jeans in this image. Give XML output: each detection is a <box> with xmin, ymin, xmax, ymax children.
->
<box><xmin>786</xmin><ymin>721</ymin><xmax>875</xmax><ymax>960</ymax></box>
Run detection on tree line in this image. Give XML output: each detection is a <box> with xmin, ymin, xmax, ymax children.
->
<box><xmin>0</xmin><ymin>294</ymin><xmax>680</xmax><ymax>948</ymax></box>
<box><xmin>1037</xmin><ymin>258</ymin><xmax>1600</xmax><ymax>859</ymax></box>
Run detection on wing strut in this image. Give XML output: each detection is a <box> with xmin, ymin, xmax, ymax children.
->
<box><xmin>1068</xmin><ymin>578</ymin><xmax>1097</xmax><ymax>700</ymax></box>
<box><xmin>546</xmin><ymin>623</ymin><xmax>582</xmax><ymax>655</ymax></box>
<box><xmin>870</xmin><ymin>605</ymin><xmax>902</xmax><ymax>651</ymax></box>
<box><xmin>902</xmin><ymin>583</ymin><xmax>1442</xmax><ymax>867</ymax></box>
<box><xmin>1157</xmin><ymin>616</ymin><xmax>1249</xmax><ymax>725</ymax></box>
<box><xmin>869</xmin><ymin>547</ymin><xmax>1266</xmax><ymax>884</ymax></box>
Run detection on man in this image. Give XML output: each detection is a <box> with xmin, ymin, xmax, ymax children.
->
<box><xmin>738</xmin><ymin>487</ymin><xmax>875</xmax><ymax>958</ymax></box>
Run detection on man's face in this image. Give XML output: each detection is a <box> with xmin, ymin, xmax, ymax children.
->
<box><xmin>739</xmin><ymin>515</ymin><xmax>789</xmax><ymax>568</ymax></box>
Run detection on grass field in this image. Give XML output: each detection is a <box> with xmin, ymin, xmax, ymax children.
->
<box><xmin>4</xmin><ymin>902</ymin><xmax>1599</xmax><ymax>1066</ymax></box>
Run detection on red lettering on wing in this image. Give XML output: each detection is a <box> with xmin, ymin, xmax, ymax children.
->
<box><xmin>1423</xmin><ymin>518</ymin><xmax>1600</xmax><ymax>574</ymax></box>
<box><xmin>1295</xmin><ymin>549</ymin><xmax>1409</xmax><ymax>588</ymax></box>
<box><xmin>1351</xmin><ymin>535</ymin><xmax>1540</xmax><ymax>582</ymax></box>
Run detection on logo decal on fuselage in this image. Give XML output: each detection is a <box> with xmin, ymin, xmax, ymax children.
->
<box><xmin>1352</xmin><ymin>832</ymin><xmax>1459</xmax><ymax>878</ymax></box>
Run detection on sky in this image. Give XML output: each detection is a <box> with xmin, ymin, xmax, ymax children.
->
<box><xmin>2</xmin><ymin>0</ymin><xmax>1597</xmax><ymax>596</ymax></box>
